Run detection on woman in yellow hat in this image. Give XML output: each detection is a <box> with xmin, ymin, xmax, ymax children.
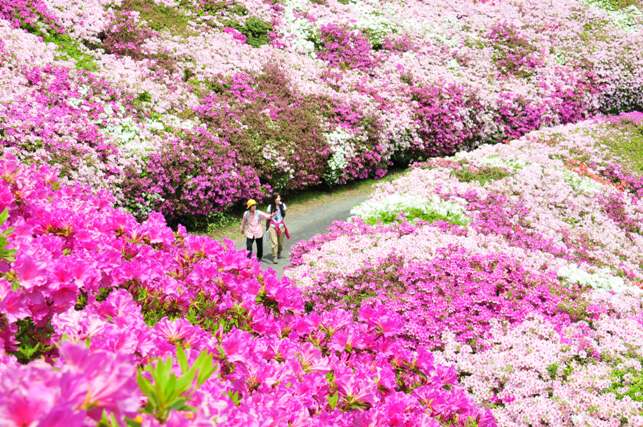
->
<box><xmin>240</xmin><ymin>199</ymin><xmax>274</xmax><ymax>261</ymax></box>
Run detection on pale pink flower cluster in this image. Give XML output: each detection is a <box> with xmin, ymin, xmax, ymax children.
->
<box><xmin>44</xmin><ymin>0</ymin><xmax>118</xmax><ymax>42</ymax></box>
<box><xmin>288</xmin><ymin>115</ymin><xmax>643</xmax><ymax>424</ymax></box>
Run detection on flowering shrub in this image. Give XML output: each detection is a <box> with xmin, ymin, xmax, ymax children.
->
<box><xmin>0</xmin><ymin>0</ymin><xmax>60</xmax><ymax>30</ymax></box>
<box><xmin>287</xmin><ymin>116</ymin><xmax>643</xmax><ymax>424</ymax></box>
<box><xmin>1</xmin><ymin>0</ymin><xmax>641</xmax><ymax>223</ymax></box>
<box><xmin>0</xmin><ymin>153</ymin><xmax>496</xmax><ymax>425</ymax></box>
<box><xmin>487</xmin><ymin>22</ymin><xmax>543</xmax><ymax>77</ymax></box>
<box><xmin>411</xmin><ymin>83</ymin><xmax>483</xmax><ymax>156</ymax></box>
<box><xmin>127</xmin><ymin>127</ymin><xmax>265</xmax><ymax>221</ymax></box>
<box><xmin>102</xmin><ymin>9</ymin><xmax>157</xmax><ymax>59</ymax></box>
<box><xmin>317</xmin><ymin>23</ymin><xmax>375</xmax><ymax>70</ymax></box>
<box><xmin>195</xmin><ymin>66</ymin><xmax>332</xmax><ymax>192</ymax></box>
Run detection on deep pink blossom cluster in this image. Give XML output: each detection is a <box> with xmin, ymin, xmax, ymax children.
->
<box><xmin>0</xmin><ymin>0</ymin><xmax>60</xmax><ymax>31</ymax></box>
<box><xmin>126</xmin><ymin>127</ymin><xmax>264</xmax><ymax>219</ymax></box>
<box><xmin>0</xmin><ymin>154</ymin><xmax>495</xmax><ymax>426</ymax></box>
<box><xmin>317</xmin><ymin>23</ymin><xmax>375</xmax><ymax>71</ymax></box>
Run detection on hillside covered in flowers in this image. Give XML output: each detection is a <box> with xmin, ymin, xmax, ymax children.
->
<box><xmin>0</xmin><ymin>0</ymin><xmax>642</xmax><ymax>426</ymax></box>
<box><xmin>288</xmin><ymin>113</ymin><xmax>642</xmax><ymax>425</ymax></box>
<box><xmin>1</xmin><ymin>0</ymin><xmax>641</xmax><ymax>223</ymax></box>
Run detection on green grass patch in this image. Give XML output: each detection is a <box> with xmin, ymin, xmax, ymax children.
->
<box><xmin>598</xmin><ymin>121</ymin><xmax>643</xmax><ymax>175</ymax></box>
<box><xmin>224</xmin><ymin>16</ymin><xmax>272</xmax><ymax>48</ymax></box>
<box><xmin>122</xmin><ymin>0</ymin><xmax>194</xmax><ymax>37</ymax></box>
<box><xmin>452</xmin><ymin>166</ymin><xmax>511</xmax><ymax>185</ymax></box>
<box><xmin>365</xmin><ymin>206</ymin><xmax>469</xmax><ymax>227</ymax></box>
<box><xmin>39</xmin><ymin>31</ymin><xmax>98</xmax><ymax>71</ymax></box>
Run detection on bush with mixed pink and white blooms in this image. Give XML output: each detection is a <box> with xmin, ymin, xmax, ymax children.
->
<box><xmin>0</xmin><ymin>0</ymin><xmax>641</xmax><ymax>222</ymax></box>
<box><xmin>287</xmin><ymin>113</ymin><xmax>643</xmax><ymax>426</ymax></box>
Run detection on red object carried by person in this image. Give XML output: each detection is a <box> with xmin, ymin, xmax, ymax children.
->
<box><xmin>269</xmin><ymin>220</ymin><xmax>290</xmax><ymax>239</ymax></box>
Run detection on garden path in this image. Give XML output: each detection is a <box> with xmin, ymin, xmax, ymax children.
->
<box><xmin>210</xmin><ymin>171</ymin><xmax>405</xmax><ymax>276</ymax></box>
<box><xmin>237</xmin><ymin>187</ymin><xmax>372</xmax><ymax>276</ymax></box>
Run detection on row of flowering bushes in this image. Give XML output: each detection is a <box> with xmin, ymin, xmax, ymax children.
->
<box><xmin>0</xmin><ymin>152</ymin><xmax>497</xmax><ymax>425</ymax></box>
<box><xmin>286</xmin><ymin>114</ymin><xmax>643</xmax><ymax>425</ymax></box>
<box><xmin>1</xmin><ymin>113</ymin><xmax>639</xmax><ymax>426</ymax></box>
<box><xmin>1</xmin><ymin>0</ymin><xmax>642</xmax><ymax>223</ymax></box>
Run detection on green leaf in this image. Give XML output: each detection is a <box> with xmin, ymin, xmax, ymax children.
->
<box><xmin>0</xmin><ymin>208</ymin><xmax>9</xmax><ymax>225</ymax></box>
<box><xmin>176</xmin><ymin>345</ymin><xmax>189</xmax><ymax>373</ymax></box>
<box><xmin>328</xmin><ymin>392</ymin><xmax>339</xmax><ymax>409</ymax></box>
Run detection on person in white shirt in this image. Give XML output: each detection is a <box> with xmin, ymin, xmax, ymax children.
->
<box><xmin>240</xmin><ymin>199</ymin><xmax>274</xmax><ymax>261</ymax></box>
<box><xmin>266</xmin><ymin>193</ymin><xmax>287</xmax><ymax>264</ymax></box>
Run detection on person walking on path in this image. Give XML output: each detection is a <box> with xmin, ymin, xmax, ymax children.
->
<box><xmin>266</xmin><ymin>193</ymin><xmax>289</xmax><ymax>264</ymax></box>
<box><xmin>240</xmin><ymin>199</ymin><xmax>274</xmax><ymax>261</ymax></box>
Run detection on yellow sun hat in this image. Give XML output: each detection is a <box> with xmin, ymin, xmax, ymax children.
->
<box><xmin>246</xmin><ymin>199</ymin><xmax>257</xmax><ymax>209</ymax></box>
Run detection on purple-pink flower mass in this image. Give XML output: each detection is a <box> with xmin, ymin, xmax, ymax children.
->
<box><xmin>0</xmin><ymin>0</ymin><xmax>641</xmax><ymax>426</ymax></box>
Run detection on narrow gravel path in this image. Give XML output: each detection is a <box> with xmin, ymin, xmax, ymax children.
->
<box><xmin>232</xmin><ymin>190</ymin><xmax>372</xmax><ymax>276</ymax></box>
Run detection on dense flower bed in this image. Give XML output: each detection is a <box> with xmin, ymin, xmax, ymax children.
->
<box><xmin>0</xmin><ymin>153</ymin><xmax>498</xmax><ymax>425</ymax></box>
<box><xmin>287</xmin><ymin>114</ymin><xmax>643</xmax><ymax>425</ymax></box>
<box><xmin>1</xmin><ymin>0</ymin><xmax>641</xmax><ymax>222</ymax></box>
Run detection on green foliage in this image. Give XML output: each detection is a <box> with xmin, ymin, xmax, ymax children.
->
<box><xmin>585</xmin><ymin>0</ymin><xmax>641</xmax><ymax>11</ymax></box>
<box><xmin>42</xmin><ymin>32</ymin><xmax>98</xmax><ymax>71</ymax></box>
<box><xmin>598</xmin><ymin>121</ymin><xmax>643</xmax><ymax>175</ymax></box>
<box><xmin>185</xmin><ymin>292</ymin><xmax>253</xmax><ymax>334</ymax></box>
<box><xmin>226</xmin><ymin>16</ymin><xmax>273</xmax><ymax>47</ymax></box>
<box><xmin>365</xmin><ymin>207</ymin><xmax>469</xmax><ymax>227</ymax></box>
<box><xmin>98</xmin><ymin>411</ymin><xmax>141</xmax><ymax>427</ymax></box>
<box><xmin>135</xmin><ymin>91</ymin><xmax>152</xmax><ymax>104</ymax></box>
<box><xmin>137</xmin><ymin>346</ymin><xmax>216</xmax><ymax>423</ymax></box>
<box><xmin>327</xmin><ymin>391</ymin><xmax>339</xmax><ymax>409</ymax></box>
<box><xmin>342</xmin><ymin>289</ymin><xmax>376</xmax><ymax>308</ymax></box>
<box><xmin>195</xmin><ymin>0</ymin><xmax>248</xmax><ymax>16</ymax></box>
<box><xmin>122</xmin><ymin>0</ymin><xmax>194</xmax><ymax>36</ymax></box>
<box><xmin>606</xmin><ymin>364</ymin><xmax>643</xmax><ymax>402</ymax></box>
<box><xmin>131</xmin><ymin>286</ymin><xmax>184</xmax><ymax>326</ymax></box>
<box><xmin>12</xmin><ymin>318</ymin><xmax>54</xmax><ymax>363</ymax></box>
<box><xmin>546</xmin><ymin>362</ymin><xmax>559</xmax><ymax>379</ymax></box>
<box><xmin>227</xmin><ymin>389</ymin><xmax>242</xmax><ymax>405</ymax></box>
<box><xmin>255</xmin><ymin>287</ymin><xmax>280</xmax><ymax>315</ymax></box>
<box><xmin>0</xmin><ymin>208</ymin><xmax>16</xmax><ymax>263</ymax></box>
<box><xmin>452</xmin><ymin>166</ymin><xmax>511</xmax><ymax>185</ymax></box>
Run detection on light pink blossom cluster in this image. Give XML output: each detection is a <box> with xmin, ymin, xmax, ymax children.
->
<box><xmin>288</xmin><ymin>115</ymin><xmax>643</xmax><ymax>425</ymax></box>
<box><xmin>0</xmin><ymin>0</ymin><xmax>641</xmax><ymax>221</ymax></box>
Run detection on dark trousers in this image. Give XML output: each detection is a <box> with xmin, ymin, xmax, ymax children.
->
<box><xmin>246</xmin><ymin>236</ymin><xmax>263</xmax><ymax>260</ymax></box>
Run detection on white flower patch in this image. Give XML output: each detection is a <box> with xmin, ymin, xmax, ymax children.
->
<box><xmin>324</xmin><ymin>127</ymin><xmax>356</xmax><ymax>184</ymax></box>
<box><xmin>346</xmin><ymin>7</ymin><xmax>398</xmax><ymax>47</ymax></box>
<box><xmin>102</xmin><ymin>117</ymin><xmax>156</xmax><ymax>160</ymax></box>
<box><xmin>280</xmin><ymin>0</ymin><xmax>320</xmax><ymax>56</ymax></box>
<box><xmin>351</xmin><ymin>193</ymin><xmax>469</xmax><ymax>225</ymax></box>
<box><xmin>262</xmin><ymin>145</ymin><xmax>294</xmax><ymax>179</ymax></box>
<box><xmin>557</xmin><ymin>264</ymin><xmax>641</xmax><ymax>295</ymax></box>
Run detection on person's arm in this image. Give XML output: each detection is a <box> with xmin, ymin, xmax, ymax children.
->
<box><xmin>240</xmin><ymin>212</ymin><xmax>247</xmax><ymax>234</ymax></box>
<box><xmin>259</xmin><ymin>210</ymin><xmax>275</xmax><ymax>220</ymax></box>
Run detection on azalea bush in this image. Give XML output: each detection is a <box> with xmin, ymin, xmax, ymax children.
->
<box><xmin>0</xmin><ymin>153</ymin><xmax>496</xmax><ymax>426</ymax></box>
<box><xmin>0</xmin><ymin>0</ymin><xmax>641</xmax><ymax>224</ymax></box>
<box><xmin>287</xmin><ymin>115</ymin><xmax>643</xmax><ymax>425</ymax></box>
<box><xmin>194</xmin><ymin>66</ymin><xmax>332</xmax><ymax>191</ymax></box>
<box><xmin>125</xmin><ymin>127</ymin><xmax>265</xmax><ymax>222</ymax></box>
